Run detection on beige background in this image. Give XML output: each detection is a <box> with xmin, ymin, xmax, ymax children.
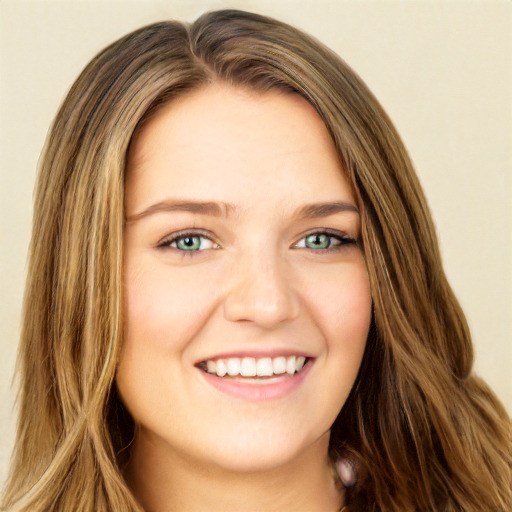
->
<box><xmin>1</xmin><ymin>0</ymin><xmax>510</xmax><ymax>486</ymax></box>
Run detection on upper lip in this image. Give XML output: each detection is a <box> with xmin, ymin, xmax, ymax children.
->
<box><xmin>195</xmin><ymin>349</ymin><xmax>315</xmax><ymax>364</ymax></box>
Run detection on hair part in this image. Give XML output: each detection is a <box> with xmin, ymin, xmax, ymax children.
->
<box><xmin>3</xmin><ymin>9</ymin><xmax>510</xmax><ymax>512</ymax></box>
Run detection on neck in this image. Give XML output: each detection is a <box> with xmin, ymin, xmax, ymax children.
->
<box><xmin>125</xmin><ymin>430</ymin><xmax>344</xmax><ymax>512</ymax></box>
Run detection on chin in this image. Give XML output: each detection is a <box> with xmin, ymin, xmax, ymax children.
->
<box><xmin>195</xmin><ymin>425</ymin><xmax>330</xmax><ymax>474</ymax></box>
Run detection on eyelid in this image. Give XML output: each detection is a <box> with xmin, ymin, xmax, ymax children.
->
<box><xmin>299</xmin><ymin>227</ymin><xmax>353</xmax><ymax>240</ymax></box>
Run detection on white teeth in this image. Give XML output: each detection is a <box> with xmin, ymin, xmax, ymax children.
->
<box><xmin>240</xmin><ymin>357</ymin><xmax>257</xmax><ymax>377</ymax></box>
<box><xmin>286</xmin><ymin>356</ymin><xmax>296</xmax><ymax>375</ymax></box>
<box><xmin>256</xmin><ymin>357</ymin><xmax>274</xmax><ymax>376</ymax></box>
<box><xmin>206</xmin><ymin>360</ymin><xmax>217</xmax><ymax>374</ymax></box>
<box><xmin>216</xmin><ymin>359</ymin><xmax>227</xmax><ymax>377</ymax></box>
<box><xmin>296</xmin><ymin>356</ymin><xmax>306</xmax><ymax>371</ymax></box>
<box><xmin>227</xmin><ymin>358</ymin><xmax>241</xmax><ymax>376</ymax></box>
<box><xmin>272</xmin><ymin>356</ymin><xmax>286</xmax><ymax>375</ymax></box>
<box><xmin>203</xmin><ymin>355</ymin><xmax>309</xmax><ymax>377</ymax></box>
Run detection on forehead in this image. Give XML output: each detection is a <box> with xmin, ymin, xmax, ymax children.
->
<box><xmin>125</xmin><ymin>82</ymin><xmax>355</xmax><ymax>216</ymax></box>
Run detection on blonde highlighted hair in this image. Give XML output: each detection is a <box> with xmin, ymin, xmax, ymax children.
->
<box><xmin>2</xmin><ymin>9</ymin><xmax>510</xmax><ymax>511</ymax></box>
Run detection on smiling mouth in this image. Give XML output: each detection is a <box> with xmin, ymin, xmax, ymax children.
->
<box><xmin>197</xmin><ymin>355</ymin><xmax>311</xmax><ymax>379</ymax></box>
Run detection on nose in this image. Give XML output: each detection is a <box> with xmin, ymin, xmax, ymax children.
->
<box><xmin>223</xmin><ymin>248</ymin><xmax>301</xmax><ymax>328</ymax></box>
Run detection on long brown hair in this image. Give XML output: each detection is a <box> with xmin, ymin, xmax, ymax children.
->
<box><xmin>2</xmin><ymin>9</ymin><xmax>510</xmax><ymax>512</ymax></box>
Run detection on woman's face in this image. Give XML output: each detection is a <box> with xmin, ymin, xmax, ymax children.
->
<box><xmin>118</xmin><ymin>83</ymin><xmax>372</xmax><ymax>472</ymax></box>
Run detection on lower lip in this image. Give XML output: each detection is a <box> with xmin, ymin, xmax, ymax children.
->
<box><xmin>198</xmin><ymin>360</ymin><xmax>313</xmax><ymax>401</ymax></box>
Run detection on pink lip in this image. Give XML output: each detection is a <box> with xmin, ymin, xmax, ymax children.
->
<box><xmin>197</xmin><ymin>359</ymin><xmax>313</xmax><ymax>401</ymax></box>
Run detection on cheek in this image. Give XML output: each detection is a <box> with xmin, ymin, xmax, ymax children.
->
<box><xmin>122</xmin><ymin>255</ymin><xmax>219</xmax><ymax>353</ymax></box>
<box><xmin>306</xmin><ymin>259</ymin><xmax>372</xmax><ymax>351</ymax></box>
<box><xmin>117</xmin><ymin>257</ymin><xmax>220</xmax><ymax>425</ymax></box>
<box><xmin>305</xmin><ymin>258</ymin><xmax>371</xmax><ymax>412</ymax></box>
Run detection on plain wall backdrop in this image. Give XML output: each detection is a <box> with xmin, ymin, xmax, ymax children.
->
<box><xmin>1</xmin><ymin>0</ymin><xmax>511</xmax><ymax>486</ymax></box>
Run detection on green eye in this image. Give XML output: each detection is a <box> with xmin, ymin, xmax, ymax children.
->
<box><xmin>158</xmin><ymin>230</ymin><xmax>356</xmax><ymax>254</ymax></box>
<box><xmin>176</xmin><ymin>236</ymin><xmax>202</xmax><ymax>251</ymax></box>
<box><xmin>305</xmin><ymin>233</ymin><xmax>333</xmax><ymax>250</ymax></box>
<box><xmin>167</xmin><ymin>233</ymin><xmax>217</xmax><ymax>251</ymax></box>
<box><xmin>295</xmin><ymin>232</ymin><xmax>356</xmax><ymax>252</ymax></box>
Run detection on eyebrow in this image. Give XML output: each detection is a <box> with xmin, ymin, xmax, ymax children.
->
<box><xmin>125</xmin><ymin>199</ymin><xmax>359</xmax><ymax>223</ymax></box>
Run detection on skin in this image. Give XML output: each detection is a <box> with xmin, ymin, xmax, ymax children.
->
<box><xmin>118</xmin><ymin>82</ymin><xmax>372</xmax><ymax>512</ymax></box>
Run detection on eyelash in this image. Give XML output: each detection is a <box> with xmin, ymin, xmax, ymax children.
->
<box><xmin>156</xmin><ymin>229</ymin><xmax>357</xmax><ymax>257</ymax></box>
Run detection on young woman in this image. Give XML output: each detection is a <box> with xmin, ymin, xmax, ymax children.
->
<box><xmin>2</xmin><ymin>9</ymin><xmax>510</xmax><ymax>512</ymax></box>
